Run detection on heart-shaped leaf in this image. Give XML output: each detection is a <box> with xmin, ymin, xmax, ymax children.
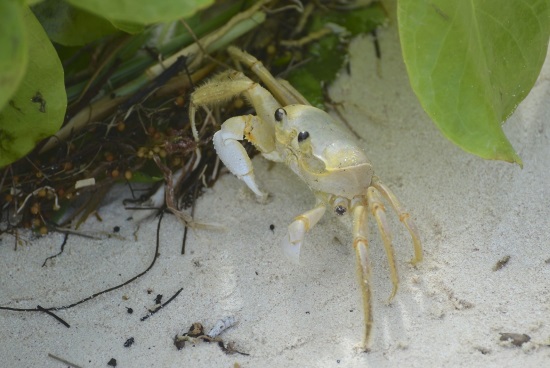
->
<box><xmin>66</xmin><ymin>0</ymin><xmax>214</xmax><ymax>26</ymax></box>
<box><xmin>399</xmin><ymin>0</ymin><xmax>550</xmax><ymax>165</ymax></box>
<box><xmin>0</xmin><ymin>2</ymin><xmax>27</xmax><ymax>111</ymax></box>
<box><xmin>33</xmin><ymin>0</ymin><xmax>118</xmax><ymax>46</ymax></box>
<box><xmin>0</xmin><ymin>7</ymin><xmax>66</xmax><ymax>167</ymax></box>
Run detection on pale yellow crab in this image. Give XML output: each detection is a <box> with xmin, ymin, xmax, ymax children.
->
<box><xmin>190</xmin><ymin>46</ymin><xmax>422</xmax><ymax>350</ymax></box>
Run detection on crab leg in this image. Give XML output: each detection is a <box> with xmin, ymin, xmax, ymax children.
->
<box><xmin>227</xmin><ymin>46</ymin><xmax>309</xmax><ymax>106</ymax></box>
<box><xmin>371</xmin><ymin>176</ymin><xmax>423</xmax><ymax>265</ymax></box>
<box><xmin>352</xmin><ymin>202</ymin><xmax>373</xmax><ymax>351</ymax></box>
<box><xmin>189</xmin><ymin>69</ymin><xmax>280</xmax><ymax>143</ymax></box>
<box><xmin>367</xmin><ymin>186</ymin><xmax>399</xmax><ymax>301</ymax></box>
<box><xmin>189</xmin><ymin>70</ymin><xmax>255</xmax><ymax>141</ymax></box>
<box><xmin>282</xmin><ymin>203</ymin><xmax>326</xmax><ymax>263</ymax></box>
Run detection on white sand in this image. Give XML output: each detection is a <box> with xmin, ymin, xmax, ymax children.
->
<box><xmin>1</xmin><ymin>26</ymin><xmax>549</xmax><ymax>367</ymax></box>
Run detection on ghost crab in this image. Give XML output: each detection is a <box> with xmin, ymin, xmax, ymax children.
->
<box><xmin>190</xmin><ymin>46</ymin><xmax>422</xmax><ymax>350</ymax></box>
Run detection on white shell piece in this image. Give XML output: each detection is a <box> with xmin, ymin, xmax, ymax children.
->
<box><xmin>74</xmin><ymin>178</ymin><xmax>95</xmax><ymax>189</ymax></box>
<box><xmin>207</xmin><ymin>316</ymin><xmax>236</xmax><ymax>338</ymax></box>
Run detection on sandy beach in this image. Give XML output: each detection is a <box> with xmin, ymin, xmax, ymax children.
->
<box><xmin>1</xmin><ymin>25</ymin><xmax>549</xmax><ymax>367</ymax></box>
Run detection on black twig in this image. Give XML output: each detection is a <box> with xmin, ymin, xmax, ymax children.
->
<box><xmin>47</xmin><ymin>353</ymin><xmax>82</xmax><ymax>368</ymax></box>
<box><xmin>181</xmin><ymin>182</ymin><xmax>200</xmax><ymax>254</ymax></box>
<box><xmin>0</xmin><ymin>212</ymin><xmax>165</xmax><ymax>314</ymax></box>
<box><xmin>120</xmin><ymin>56</ymin><xmax>188</xmax><ymax>110</ymax></box>
<box><xmin>37</xmin><ymin>305</ymin><xmax>70</xmax><ymax>328</ymax></box>
<box><xmin>42</xmin><ymin>233</ymin><xmax>69</xmax><ymax>267</ymax></box>
<box><xmin>140</xmin><ymin>287</ymin><xmax>183</xmax><ymax>321</ymax></box>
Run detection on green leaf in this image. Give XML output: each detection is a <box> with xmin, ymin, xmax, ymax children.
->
<box><xmin>108</xmin><ymin>19</ymin><xmax>145</xmax><ymax>34</ymax></box>
<box><xmin>32</xmin><ymin>0</ymin><xmax>118</xmax><ymax>46</ymax></box>
<box><xmin>0</xmin><ymin>2</ymin><xmax>27</xmax><ymax>111</ymax></box>
<box><xmin>287</xmin><ymin>4</ymin><xmax>387</xmax><ymax>107</ymax></box>
<box><xmin>0</xmin><ymin>7</ymin><xmax>66</xmax><ymax>168</ymax></box>
<box><xmin>286</xmin><ymin>33</ymin><xmax>344</xmax><ymax>108</ymax></box>
<box><xmin>399</xmin><ymin>0</ymin><xmax>550</xmax><ymax>165</ymax></box>
<box><xmin>65</xmin><ymin>0</ymin><xmax>214</xmax><ymax>25</ymax></box>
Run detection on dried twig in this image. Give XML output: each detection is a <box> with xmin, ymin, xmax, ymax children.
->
<box><xmin>37</xmin><ymin>305</ymin><xmax>70</xmax><ymax>328</ymax></box>
<box><xmin>0</xmin><ymin>211</ymin><xmax>165</xmax><ymax>314</ymax></box>
<box><xmin>140</xmin><ymin>287</ymin><xmax>183</xmax><ymax>321</ymax></box>
<box><xmin>42</xmin><ymin>232</ymin><xmax>69</xmax><ymax>267</ymax></box>
<box><xmin>47</xmin><ymin>353</ymin><xmax>82</xmax><ymax>368</ymax></box>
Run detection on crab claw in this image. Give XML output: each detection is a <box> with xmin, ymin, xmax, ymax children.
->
<box><xmin>282</xmin><ymin>220</ymin><xmax>307</xmax><ymax>264</ymax></box>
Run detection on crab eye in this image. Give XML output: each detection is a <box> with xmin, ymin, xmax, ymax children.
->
<box><xmin>335</xmin><ymin>205</ymin><xmax>347</xmax><ymax>216</ymax></box>
<box><xmin>297</xmin><ymin>131</ymin><xmax>310</xmax><ymax>142</ymax></box>
<box><xmin>274</xmin><ymin>108</ymin><xmax>286</xmax><ymax>122</ymax></box>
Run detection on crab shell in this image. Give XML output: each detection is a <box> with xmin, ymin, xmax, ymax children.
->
<box><xmin>274</xmin><ymin>105</ymin><xmax>374</xmax><ymax>200</ymax></box>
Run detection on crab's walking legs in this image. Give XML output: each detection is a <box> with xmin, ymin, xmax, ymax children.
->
<box><xmin>367</xmin><ymin>186</ymin><xmax>399</xmax><ymax>301</ymax></box>
<box><xmin>189</xmin><ymin>69</ymin><xmax>280</xmax><ymax>142</ymax></box>
<box><xmin>372</xmin><ymin>176</ymin><xmax>423</xmax><ymax>265</ymax></box>
<box><xmin>352</xmin><ymin>202</ymin><xmax>373</xmax><ymax>351</ymax></box>
<box><xmin>282</xmin><ymin>203</ymin><xmax>326</xmax><ymax>263</ymax></box>
<box><xmin>227</xmin><ymin>46</ymin><xmax>309</xmax><ymax>106</ymax></box>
